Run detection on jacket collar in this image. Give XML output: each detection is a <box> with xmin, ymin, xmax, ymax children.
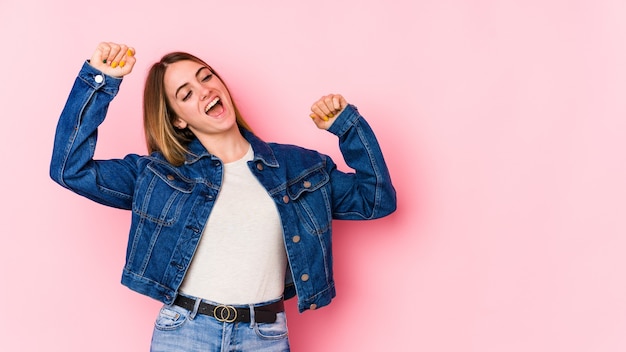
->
<box><xmin>184</xmin><ymin>129</ymin><xmax>279</xmax><ymax>168</ymax></box>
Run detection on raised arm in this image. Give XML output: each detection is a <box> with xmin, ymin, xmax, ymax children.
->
<box><xmin>49</xmin><ymin>42</ymin><xmax>141</xmax><ymax>209</ymax></box>
<box><xmin>310</xmin><ymin>94</ymin><xmax>397</xmax><ymax>220</ymax></box>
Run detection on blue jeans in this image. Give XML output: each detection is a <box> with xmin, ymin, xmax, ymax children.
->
<box><xmin>150</xmin><ymin>296</ymin><xmax>290</xmax><ymax>351</ymax></box>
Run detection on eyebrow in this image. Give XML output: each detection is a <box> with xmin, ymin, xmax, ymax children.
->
<box><xmin>175</xmin><ymin>66</ymin><xmax>210</xmax><ymax>99</ymax></box>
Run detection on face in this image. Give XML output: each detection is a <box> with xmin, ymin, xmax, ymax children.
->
<box><xmin>163</xmin><ymin>60</ymin><xmax>237</xmax><ymax>137</ymax></box>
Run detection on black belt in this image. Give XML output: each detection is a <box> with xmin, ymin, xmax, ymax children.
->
<box><xmin>173</xmin><ymin>295</ymin><xmax>284</xmax><ymax>323</ymax></box>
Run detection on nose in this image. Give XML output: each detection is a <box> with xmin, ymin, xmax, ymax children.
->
<box><xmin>200</xmin><ymin>86</ymin><xmax>210</xmax><ymax>100</ymax></box>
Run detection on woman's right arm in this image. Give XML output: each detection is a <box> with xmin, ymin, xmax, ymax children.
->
<box><xmin>49</xmin><ymin>43</ymin><xmax>140</xmax><ymax>210</ymax></box>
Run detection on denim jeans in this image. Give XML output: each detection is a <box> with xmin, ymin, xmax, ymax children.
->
<box><xmin>150</xmin><ymin>296</ymin><xmax>290</xmax><ymax>351</ymax></box>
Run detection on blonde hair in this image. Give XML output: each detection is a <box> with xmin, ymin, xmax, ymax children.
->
<box><xmin>143</xmin><ymin>52</ymin><xmax>252</xmax><ymax>166</ymax></box>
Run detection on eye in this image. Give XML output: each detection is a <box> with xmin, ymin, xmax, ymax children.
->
<box><xmin>182</xmin><ymin>91</ymin><xmax>192</xmax><ymax>102</ymax></box>
<box><xmin>202</xmin><ymin>74</ymin><xmax>213</xmax><ymax>82</ymax></box>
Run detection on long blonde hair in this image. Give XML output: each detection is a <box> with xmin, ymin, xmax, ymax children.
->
<box><xmin>143</xmin><ymin>52</ymin><xmax>252</xmax><ymax>166</ymax></box>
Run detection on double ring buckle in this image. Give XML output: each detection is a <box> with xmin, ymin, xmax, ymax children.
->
<box><xmin>213</xmin><ymin>304</ymin><xmax>237</xmax><ymax>323</ymax></box>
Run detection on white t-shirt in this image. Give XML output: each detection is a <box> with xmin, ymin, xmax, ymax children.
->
<box><xmin>179</xmin><ymin>145</ymin><xmax>287</xmax><ymax>304</ymax></box>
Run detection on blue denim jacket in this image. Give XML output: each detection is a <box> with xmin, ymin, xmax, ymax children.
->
<box><xmin>50</xmin><ymin>62</ymin><xmax>396</xmax><ymax>312</ymax></box>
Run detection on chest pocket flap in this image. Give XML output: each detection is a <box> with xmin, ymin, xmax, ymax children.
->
<box><xmin>147</xmin><ymin>162</ymin><xmax>194</xmax><ymax>193</ymax></box>
<box><xmin>286</xmin><ymin>166</ymin><xmax>329</xmax><ymax>200</ymax></box>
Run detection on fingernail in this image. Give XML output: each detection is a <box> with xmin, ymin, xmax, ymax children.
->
<box><xmin>322</xmin><ymin>116</ymin><xmax>329</xmax><ymax>121</ymax></box>
<box><xmin>309</xmin><ymin>114</ymin><xmax>316</xmax><ymax>119</ymax></box>
<box><xmin>102</xmin><ymin>59</ymin><xmax>107</xmax><ymax>64</ymax></box>
<box><xmin>127</xmin><ymin>49</ymin><xmax>134</xmax><ymax>57</ymax></box>
<box><xmin>111</xmin><ymin>61</ymin><xmax>118</xmax><ymax>68</ymax></box>
<box><xmin>119</xmin><ymin>61</ymin><xmax>126</xmax><ymax>68</ymax></box>
<box><xmin>328</xmin><ymin>112</ymin><xmax>334</xmax><ymax>118</ymax></box>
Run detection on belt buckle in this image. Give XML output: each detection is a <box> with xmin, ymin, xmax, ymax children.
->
<box><xmin>213</xmin><ymin>304</ymin><xmax>237</xmax><ymax>323</ymax></box>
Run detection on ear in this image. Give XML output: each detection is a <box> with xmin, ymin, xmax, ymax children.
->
<box><xmin>173</xmin><ymin>117</ymin><xmax>187</xmax><ymax>129</ymax></box>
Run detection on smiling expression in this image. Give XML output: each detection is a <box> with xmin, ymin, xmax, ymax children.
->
<box><xmin>164</xmin><ymin>60</ymin><xmax>238</xmax><ymax>137</ymax></box>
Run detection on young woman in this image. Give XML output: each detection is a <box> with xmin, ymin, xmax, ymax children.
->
<box><xmin>50</xmin><ymin>42</ymin><xmax>396</xmax><ymax>351</ymax></box>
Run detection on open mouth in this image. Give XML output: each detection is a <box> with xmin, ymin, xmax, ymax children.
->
<box><xmin>204</xmin><ymin>97</ymin><xmax>224</xmax><ymax>117</ymax></box>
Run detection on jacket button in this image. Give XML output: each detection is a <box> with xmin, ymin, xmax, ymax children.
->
<box><xmin>303</xmin><ymin>181</ymin><xmax>311</xmax><ymax>188</ymax></box>
<box><xmin>282</xmin><ymin>195</ymin><xmax>289</xmax><ymax>203</ymax></box>
<box><xmin>94</xmin><ymin>74</ymin><xmax>103</xmax><ymax>83</ymax></box>
<box><xmin>256</xmin><ymin>163</ymin><xmax>264</xmax><ymax>171</ymax></box>
<box><xmin>309</xmin><ymin>304</ymin><xmax>317</xmax><ymax>310</ymax></box>
<box><xmin>292</xmin><ymin>235</ymin><xmax>301</xmax><ymax>243</ymax></box>
<box><xmin>167</xmin><ymin>175</ymin><xmax>175</xmax><ymax>180</ymax></box>
<box><xmin>301</xmin><ymin>274</ymin><xmax>309</xmax><ymax>282</ymax></box>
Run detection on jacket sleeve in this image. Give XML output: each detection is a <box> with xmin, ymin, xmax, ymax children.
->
<box><xmin>49</xmin><ymin>61</ymin><xmax>139</xmax><ymax>210</ymax></box>
<box><xmin>326</xmin><ymin>104</ymin><xmax>397</xmax><ymax>220</ymax></box>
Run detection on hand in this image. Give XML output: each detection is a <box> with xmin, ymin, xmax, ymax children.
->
<box><xmin>309</xmin><ymin>94</ymin><xmax>348</xmax><ymax>130</ymax></box>
<box><xmin>88</xmin><ymin>42</ymin><xmax>136</xmax><ymax>78</ymax></box>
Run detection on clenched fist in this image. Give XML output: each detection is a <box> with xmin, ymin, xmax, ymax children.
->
<box><xmin>88</xmin><ymin>42</ymin><xmax>136</xmax><ymax>78</ymax></box>
<box><xmin>309</xmin><ymin>94</ymin><xmax>348</xmax><ymax>130</ymax></box>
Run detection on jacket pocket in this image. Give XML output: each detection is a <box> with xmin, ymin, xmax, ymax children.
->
<box><xmin>287</xmin><ymin>166</ymin><xmax>331</xmax><ymax>235</ymax></box>
<box><xmin>132</xmin><ymin>161</ymin><xmax>194</xmax><ymax>226</ymax></box>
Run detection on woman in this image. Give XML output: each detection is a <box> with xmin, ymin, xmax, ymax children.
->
<box><xmin>50</xmin><ymin>42</ymin><xmax>396</xmax><ymax>351</ymax></box>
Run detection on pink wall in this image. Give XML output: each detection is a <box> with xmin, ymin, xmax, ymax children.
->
<box><xmin>1</xmin><ymin>0</ymin><xmax>625</xmax><ymax>350</ymax></box>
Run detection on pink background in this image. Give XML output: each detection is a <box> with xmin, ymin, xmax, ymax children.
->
<box><xmin>1</xmin><ymin>0</ymin><xmax>625</xmax><ymax>351</ymax></box>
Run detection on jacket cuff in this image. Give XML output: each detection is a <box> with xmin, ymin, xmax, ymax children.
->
<box><xmin>78</xmin><ymin>60</ymin><xmax>123</xmax><ymax>96</ymax></box>
<box><xmin>327</xmin><ymin>104</ymin><xmax>361</xmax><ymax>137</ymax></box>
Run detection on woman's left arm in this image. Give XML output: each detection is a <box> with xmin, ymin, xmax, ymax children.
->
<box><xmin>309</xmin><ymin>94</ymin><xmax>397</xmax><ymax>220</ymax></box>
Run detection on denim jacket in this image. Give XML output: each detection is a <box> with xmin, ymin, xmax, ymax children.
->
<box><xmin>50</xmin><ymin>62</ymin><xmax>396</xmax><ymax>312</ymax></box>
